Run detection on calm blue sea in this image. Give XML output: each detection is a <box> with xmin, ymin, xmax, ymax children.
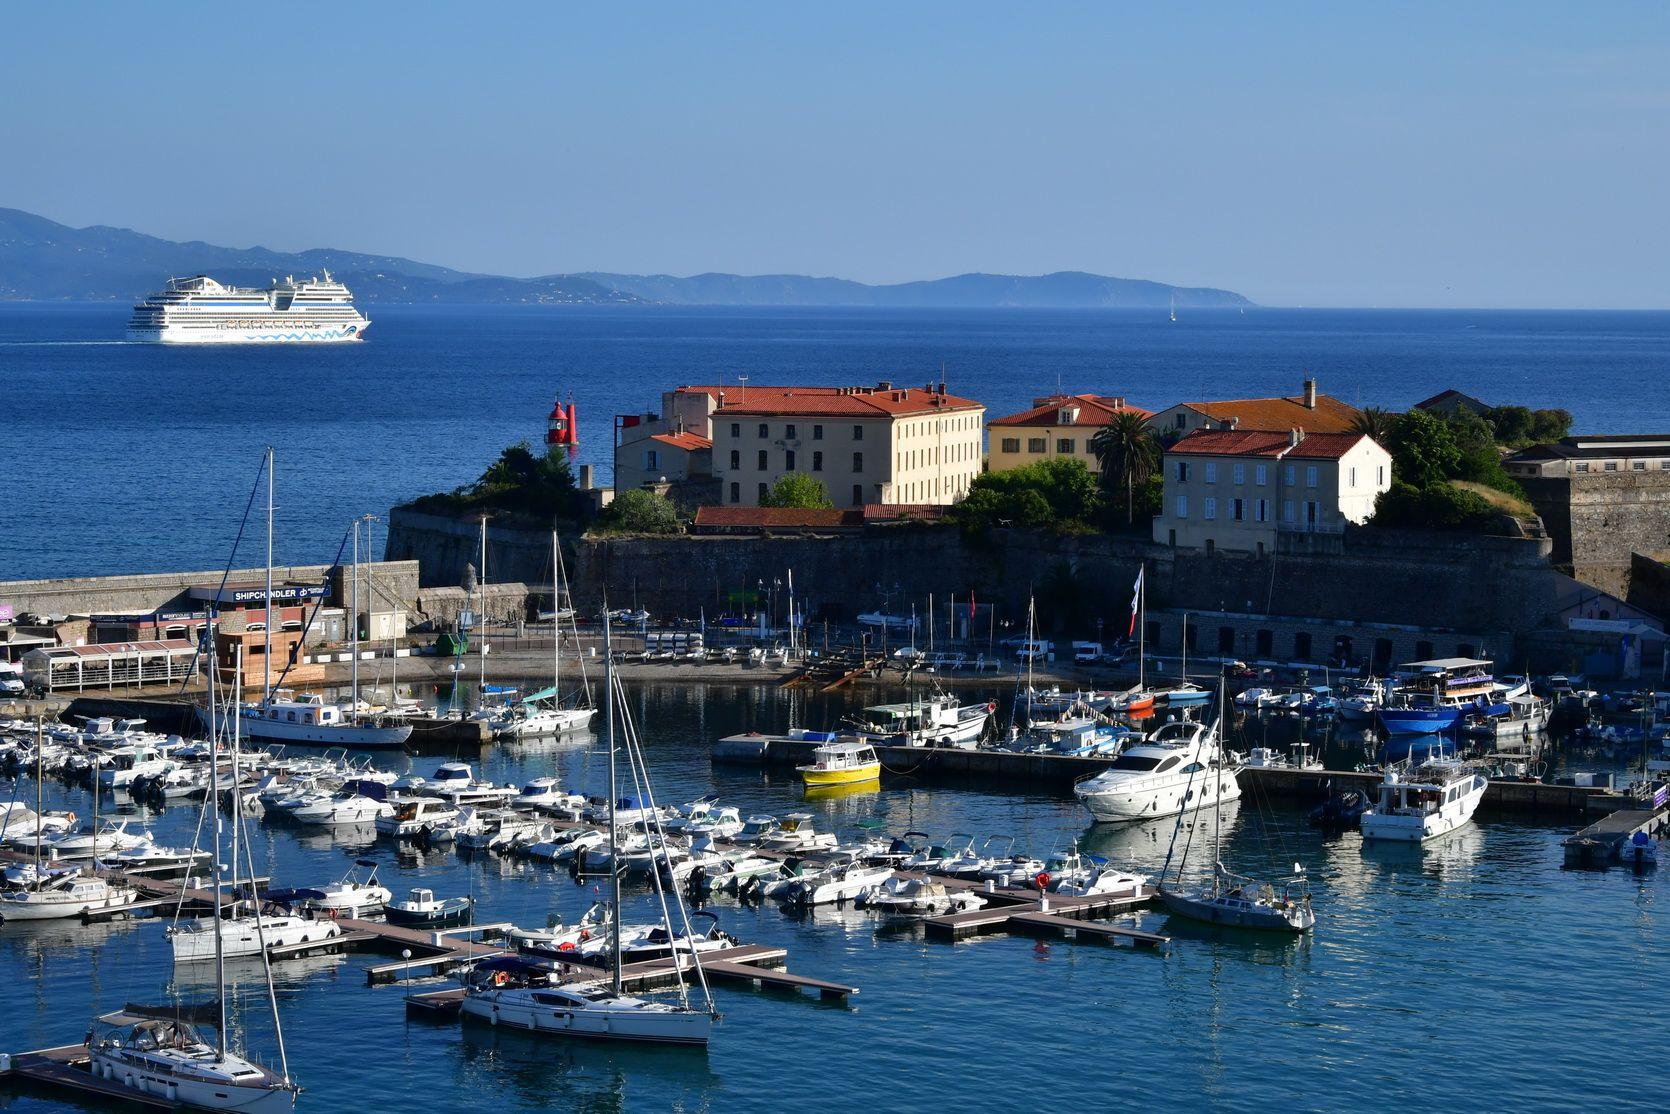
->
<box><xmin>0</xmin><ymin>686</ymin><xmax>1663</xmax><ymax>1114</ymax></box>
<box><xmin>1</xmin><ymin>303</ymin><xmax>1667</xmax><ymax>580</ymax></box>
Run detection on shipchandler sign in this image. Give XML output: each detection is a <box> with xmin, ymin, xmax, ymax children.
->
<box><xmin>229</xmin><ymin>585</ymin><xmax>329</xmax><ymax>605</ymax></box>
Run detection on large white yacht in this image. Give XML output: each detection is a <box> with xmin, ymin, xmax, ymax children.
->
<box><xmin>129</xmin><ymin>273</ymin><xmax>369</xmax><ymax>343</ymax></box>
<box><xmin>1073</xmin><ymin>720</ymin><xmax>1242</xmax><ymax>823</ymax></box>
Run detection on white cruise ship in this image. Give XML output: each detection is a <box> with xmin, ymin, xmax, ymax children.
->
<box><xmin>129</xmin><ymin>272</ymin><xmax>370</xmax><ymax>343</ymax></box>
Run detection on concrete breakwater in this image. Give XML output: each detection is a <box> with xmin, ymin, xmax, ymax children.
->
<box><xmin>713</xmin><ymin>732</ymin><xmax>1615</xmax><ymax>818</ymax></box>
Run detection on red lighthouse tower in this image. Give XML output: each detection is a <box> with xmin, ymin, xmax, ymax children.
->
<box><xmin>546</xmin><ymin>396</ymin><xmax>578</xmax><ymax>459</ymax></box>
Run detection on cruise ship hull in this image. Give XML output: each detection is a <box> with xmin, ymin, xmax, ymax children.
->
<box><xmin>129</xmin><ymin>321</ymin><xmax>367</xmax><ymax>344</ymax></box>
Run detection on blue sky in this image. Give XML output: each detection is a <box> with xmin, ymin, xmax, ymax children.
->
<box><xmin>3</xmin><ymin>3</ymin><xmax>1667</xmax><ymax>307</ymax></box>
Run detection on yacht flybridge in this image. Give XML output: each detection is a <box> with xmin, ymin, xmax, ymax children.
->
<box><xmin>1073</xmin><ymin>719</ymin><xmax>1242</xmax><ymax>823</ymax></box>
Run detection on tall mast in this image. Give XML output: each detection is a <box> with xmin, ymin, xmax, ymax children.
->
<box><xmin>477</xmin><ymin>516</ymin><xmax>487</xmax><ymax>708</ymax></box>
<box><xmin>33</xmin><ymin>717</ymin><xmax>43</xmax><ymax>875</ymax></box>
<box><xmin>1138</xmin><ymin>560</ymin><xmax>1146</xmax><ymax>690</ymax></box>
<box><xmin>209</xmin><ymin>645</ymin><xmax>226</xmax><ymax>1060</ymax></box>
<box><xmin>552</xmin><ymin>529</ymin><xmax>560</xmax><ymax>701</ymax></box>
<box><xmin>264</xmin><ymin>447</ymin><xmax>274</xmax><ymax>705</ymax></box>
<box><xmin>350</xmin><ymin>518</ymin><xmax>360</xmax><ymax>712</ymax></box>
<box><xmin>1213</xmin><ymin>675</ymin><xmax>1225</xmax><ymax>891</ymax></box>
<box><xmin>1181</xmin><ymin>612</ymin><xmax>1188</xmax><ymax>683</ymax></box>
<box><xmin>603</xmin><ymin>615</ymin><xmax>622</xmax><ymax>994</ymax></box>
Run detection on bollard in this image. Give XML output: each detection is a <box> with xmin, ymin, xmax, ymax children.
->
<box><xmin>1040</xmin><ymin>895</ymin><xmax>1050</xmax><ymax>913</ymax></box>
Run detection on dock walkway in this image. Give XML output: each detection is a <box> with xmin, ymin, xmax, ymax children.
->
<box><xmin>1562</xmin><ymin>786</ymin><xmax>1669</xmax><ymax>867</ymax></box>
<box><xmin>0</xmin><ymin>1044</ymin><xmax>174</xmax><ymax>1110</ymax></box>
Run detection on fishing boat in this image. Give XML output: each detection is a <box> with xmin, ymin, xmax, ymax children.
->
<box><xmin>1359</xmin><ymin>758</ymin><xmax>1488</xmax><ymax>842</ymax></box>
<box><xmin>457</xmin><ymin>616</ymin><xmax>717</xmax><ymax>1046</ymax></box>
<box><xmin>797</xmin><ymin>740</ymin><xmax>881</xmax><ymax>787</ymax></box>
<box><xmin>385</xmin><ymin>888</ymin><xmax>474</xmax><ymax>928</ymax></box>
<box><xmin>1377</xmin><ymin>657</ymin><xmax>1497</xmax><ymax>736</ymax></box>
<box><xmin>845</xmin><ymin>693</ymin><xmax>992</xmax><ymax>748</ymax></box>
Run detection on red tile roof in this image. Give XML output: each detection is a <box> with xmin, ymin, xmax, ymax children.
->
<box><xmin>1175</xmin><ymin>393</ymin><xmax>1360</xmax><ymax>433</ymax></box>
<box><xmin>676</xmin><ymin>383</ymin><xmax>982</xmax><ymax>418</ymax></box>
<box><xmin>990</xmin><ymin>393</ymin><xmax>1153</xmax><ymax>427</ymax></box>
<box><xmin>692</xmin><ymin>506</ymin><xmax>859</xmax><ymax>529</ymax></box>
<box><xmin>648</xmin><ymin>431</ymin><xmax>712</xmax><ymax>452</ymax></box>
<box><xmin>1168</xmin><ymin>429</ymin><xmax>1372</xmax><ymax>460</ymax></box>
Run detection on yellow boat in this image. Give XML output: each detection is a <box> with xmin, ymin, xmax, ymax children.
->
<box><xmin>798</xmin><ymin>740</ymin><xmax>881</xmax><ymax>787</ymax></box>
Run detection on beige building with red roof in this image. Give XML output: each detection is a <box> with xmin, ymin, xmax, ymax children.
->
<box><xmin>702</xmin><ymin>381</ymin><xmax>984</xmax><ymax>508</ymax></box>
<box><xmin>1153</xmin><ymin>427</ymin><xmax>1391</xmax><ymax>553</ymax></box>
<box><xmin>987</xmin><ymin>394</ymin><xmax>1153</xmax><ymax>474</ymax></box>
<box><xmin>1148</xmin><ymin>378</ymin><xmax>1361</xmax><ymax>440</ymax></box>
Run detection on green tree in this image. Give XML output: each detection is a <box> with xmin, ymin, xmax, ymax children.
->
<box><xmin>1090</xmin><ymin>411</ymin><xmax>1161</xmax><ymax>525</ymax></box>
<box><xmin>1386</xmin><ymin>409</ymin><xmax>1463</xmax><ymax>488</ymax></box>
<box><xmin>950</xmin><ymin>458</ymin><xmax>1104</xmax><ymax>534</ymax></box>
<box><xmin>1528</xmin><ymin>408</ymin><xmax>1573</xmax><ymax>444</ymax></box>
<box><xmin>1483</xmin><ymin>405</ymin><xmax>1534</xmax><ymax>447</ymax></box>
<box><xmin>596</xmin><ymin>489</ymin><xmax>682</xmax><ymax>534</ymax></box>
<box><xmin>1350</xmin><ymin>406</ymin><xmax>1396</xmax><ymax>445</ymax></box>
<box><xmin>408</xmin><ymin>441</ymin><xmax>587</xmax><ymax>521</ymax></box>
<box><xmin>760</xmin><ymin>473</ymin><xmax>834</xmax><ymax>509</ymax></box>
<box><xmin>1371</xmin><ymin>481</ymin><xmax>1498</xmax><ymax>531</ymax></box>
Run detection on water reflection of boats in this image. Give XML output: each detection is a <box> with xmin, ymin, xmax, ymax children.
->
<box><xmin>801</xmin><ymin>780</ymin><xmax>882</xmax><ymax>804</ymax></box>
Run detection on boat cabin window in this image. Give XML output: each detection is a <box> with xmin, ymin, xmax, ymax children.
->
<box><xmin>1155</xmin><ymin>756</ymin><xmax>1182</xmax><ymax>774</ymax></box>
<box><xmin>1109</xmin><ymin>754</ymin><xmax>1162</xmax><ymax>772</ymax></box>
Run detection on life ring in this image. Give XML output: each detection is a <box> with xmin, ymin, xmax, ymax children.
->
<box><xmin>492</xmin><ymin>970</ymin><xmax>511</xmax><ymax>986</ymax></box>
<box><xmin>558</xmin><ymin>941</ymin><xmax>575</xmax><ymax>952</ymax></box>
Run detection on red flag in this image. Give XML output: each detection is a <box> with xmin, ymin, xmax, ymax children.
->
<box><xmin>1128</xmin><ymin>567</ymin><xmax>1144</xmax><ymax>636</ymax></box>
<box><xmin>968</xmin><ymin>591</ymin><xmax>976</xmax><ymax>623</ymax></box>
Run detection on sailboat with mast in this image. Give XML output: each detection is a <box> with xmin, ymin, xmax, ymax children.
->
<box><xmin>457</xmin><ymin>617</ymin><xmax>716</xmax><ymax>1045</ymax></box>
<box><xmin>1153</xmin><ymin>675</ymin><xmax>1315</xmax><ymax>933</ymax></box>
<box><xmin>89</xmin><ymin>647</ymin><xmax>301</xmax><ymax>1112</ymax></box>
<box><xmin>236</xmin><ymin>458</ymin><xmax>410</xmax><ymax>749</ymax></box>
<box><xmin>496</xmin><ymin>530</ymin><xmax>597</xmax><ymax>739</ymax></box>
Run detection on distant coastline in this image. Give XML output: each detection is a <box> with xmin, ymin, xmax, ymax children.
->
<box><xmin>0</xmin><ymin>206</ymin><xmax>1251</xmax><ymax>309</ymax></box>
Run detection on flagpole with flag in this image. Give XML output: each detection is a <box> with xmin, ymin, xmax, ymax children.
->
<box><xmin>1130</xmin><ymin>563</ymin><xmax>1146</xmax><ymax>689</ymax></box>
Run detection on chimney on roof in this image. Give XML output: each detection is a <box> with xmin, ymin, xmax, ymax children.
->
<box><xmin>1229</xmin><ymin>416</ymin><xmax>1239</xmax><ymax>430</ymax></box>
<box><xmin>1290</xmin><ymin>427</ymin><xmax>1304</xmax><ymax>447</ymax></box>
<box><xmin>1303</xmin><ymin>377</ymin><xmax>1317</xmax><ymax>409</ymax></box>
<box><xmin>877</xmin><ymin>380</ymin><xmax>892</xmax><ymax>391</ymax></box>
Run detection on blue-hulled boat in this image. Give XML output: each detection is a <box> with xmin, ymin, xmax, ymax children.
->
<box><xmin>1377</xmin><ymin>657</ymin><xmax>1498</xmax><ymax>736</ymax></box>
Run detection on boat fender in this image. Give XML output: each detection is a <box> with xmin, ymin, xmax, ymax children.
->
<box><xmin>326</xmin><ymin>908</ymin><xmax>339</xmax><ymax>920</ymax></box>
<box><xmin>578</xmin><ymin>929</ymin><xmax>590</xmax><ymax>942</ymax></box>
<box><xmin>559</xmin><ymin>941</ymin><xmax>576</xmax><ymax>951</ymax></box>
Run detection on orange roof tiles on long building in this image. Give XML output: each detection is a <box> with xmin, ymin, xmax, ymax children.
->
<box><xmin>676</xmin><ymin>383</ymin><xmax>982</xmax><ymax>418</ymax></box>
<box><xmin>1168</xmin><ymin>429</ymin><xmax>1371</xmax><ymax>460</ymax></box>
<box><xmin>648</xmin><ymin>431</ymin><xmax>712</xmax><ymax>451</ymax></box>
<box><xmin>989</xmin><ymin>393</ymin><xmax>1153</xmax><ymax>427</ymax></box>
<box><xmin>1177</xmin><ymin>393</ymin><xmax>1360</xmax><ymax>432</ymax></box>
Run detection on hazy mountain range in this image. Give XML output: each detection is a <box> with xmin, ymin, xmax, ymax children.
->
<box><xmin>0</xmin><ymin>207</ymin><xmax>1253</xmax><ymax>308</ymax></box>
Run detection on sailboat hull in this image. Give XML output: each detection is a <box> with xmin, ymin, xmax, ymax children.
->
<box><xmin>1157</xmin><ymin>887</ymin><xmax>1314</xmax><ymax>933</ymax></box>
<box><xmin>460</xmin><ymin>990</ymin><xmax>711</xmax><ymax>1045</ymax></box>
<box><xmin>88</xmin><ymin>1050</ymin><xmax>296</xmax><ymax>1113</ymax></box>
<box><xmin>230</xmin><ymin>709</ymin><xmax>413</xmax><ymax>749</ymax></box>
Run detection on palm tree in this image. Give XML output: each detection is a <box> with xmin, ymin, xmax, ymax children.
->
<box><xmin>1350</xmin><ymin>406</ymin><xmax>1395</xmax><ymax>445</ymax></box>
<box><xmin>1091</xmin><ymin>411</ymin><xmax>1160</xmax><ymax>525</ymax></box>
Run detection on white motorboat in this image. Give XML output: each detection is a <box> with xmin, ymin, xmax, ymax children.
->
<box><xmin>42</xmin><ymin>820</ymin><xmax>152</xmax><ymax>860</ymax></box>
<box><xmin>288</xmin><ymin>859</ymin><xmax>391</xmax><ymax>917</ymax></box>
<box><xmin>1073</xmin><ymin>720</ymin><xmax>1242</xmax><ymax>823</ymax></box>
<box><xmin>419</xmin><ymin>762</ymin><xmax>518</xmax><ymax>808</ymax></box>
<box><xmin>730</xmin><ymin>815</ymin><xmax>779</xmax><ymax>846</ymax></box>
<box><xmin>289</xmin><ymin>786</ymin><xmax>393</xmax><ymax>827</ymax></box>
<box><xmin>755</xmin><ymin>813</ymin><xmax>837</xmax><ymax>854</ymax></box>
<box><xmin>456</xmin><ymin>808</ymin><xmax>543</xmax><ymax>852</ymax></box>
<box><xmin>495</xmin><ymin>703</ymin><xmax>597</xmax><ymax>740</ymax></box>
<box><xmin>87</xmin><ymin>1010</ymin><xmax>296</xmax><ymax>1114</ymax></box>
<box><xmin>1359</xmin><ymin>759</ymin><xmax>1489</xmax><ymax>842</ymax></box>
<box><xmin>863</xmin><ymin>876</ymin><xmax>984</xmax><ymax>917</ymax></box>
<box><xmin>519</xmin><ymin>825</ymin><xmax>606</xmax><ymax>863</ymax></box>
<box><xmin>847</xmin><ymin>693</ymin><xmax>993</xmax><ymax>748</ymax></box>
<box><xmin>775</xmin><ymin>855</ymin><xmax>895</xmax><ymax>906</ymax></box>
<box><xmin>512</xmin><ymin>777</ymin><xmax>586</xmax><ymax>817</ymax></box>
<box><xmin>375</xmin><ymin>797</ymin><xmax>461</xmax><ymax>838</ymax></box>
<box><xmin>1046</xmin><ymin>857</ymin><xmax>1149</xmax><ymax>899</ymax></box>
<box><xmin>107</xmin><ymin>839</ymin><xmax>212</xmax><ymax>875</ymax></box>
